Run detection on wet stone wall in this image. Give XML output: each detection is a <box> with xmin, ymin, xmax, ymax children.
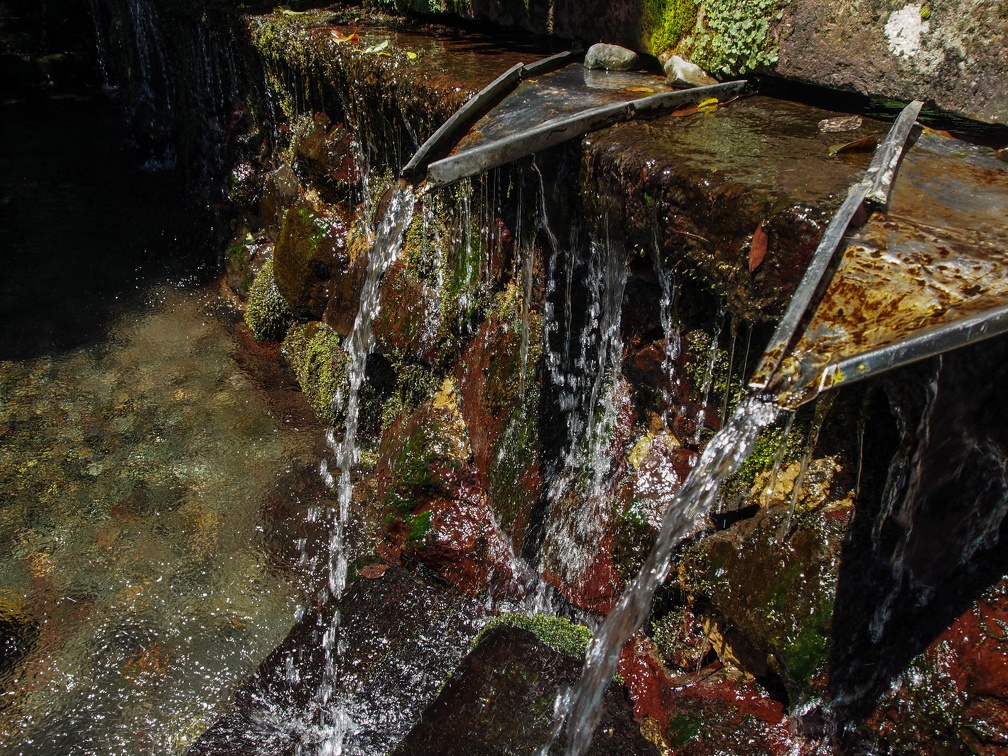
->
<box><xmin>71</xmin><ymin>2</ymin><xmax>1008</xmax><ymax>753</ymax></box>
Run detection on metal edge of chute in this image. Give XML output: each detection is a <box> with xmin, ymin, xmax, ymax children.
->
<box><xmin>423</xmin><ymin>79</ymin><xmax>747</xmax><ymax>190</ymax></box>
<box><xmin>399</xmin><ymin>50</ymin><xmax>579</xmax><ymax>184</ymax></box>
<box><xmin>747</xmin><ymin>99</ymin><xmax>925</xmax><ymax>402</ymax></box>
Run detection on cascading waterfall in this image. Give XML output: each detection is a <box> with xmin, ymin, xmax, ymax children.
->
<box><xmin>539</xmin><ymin>226</ymin><xmax>628</xmax><ymax>590</ymax></box>
<box><xmin>544</xmin><ymin>394</ymin><xmax>779</xmax><ymax>755</ymax></box>
<box><xmin>316</xmin><ymin>185</ymin><xmax>415</xmax><ymax>754</ymax></box>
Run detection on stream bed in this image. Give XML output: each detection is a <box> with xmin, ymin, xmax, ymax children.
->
<box><xmin>0</xmin><ymin>90</ymin><xmax>326</xmax><ymax>755</ymax></box>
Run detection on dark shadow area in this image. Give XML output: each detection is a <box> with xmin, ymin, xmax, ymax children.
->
<box><xmin>828</xmin><ymin>334</ymin><xmax>1008</xmax><ymax>742</ymax></box>
<box><xmin>0</xmin><ymin>89</ymin><xmax>216</xmax><ymax>360</ymax></box>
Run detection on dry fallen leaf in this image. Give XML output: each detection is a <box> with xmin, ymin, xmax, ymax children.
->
<box><xmin>749</xmin><ymin>223</ymin><xmax>768</xmax><ymax>272</ymax></box>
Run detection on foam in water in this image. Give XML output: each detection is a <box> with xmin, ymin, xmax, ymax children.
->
<box><xmin>544</xmin><ymin>395</ymin><xmax>779</xmax><ymax>755</ymax></box>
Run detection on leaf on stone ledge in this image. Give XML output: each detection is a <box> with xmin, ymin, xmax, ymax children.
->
<box><xmin>829</xmin><ymin>135</ymin><xmax>878</xmax><ymax>157</ymax></box>
<box><xmin>749</xmin><ymin>223</ymin><xmax>768</xmax><ymax>272</ymax></box>
<box><xmin>331</xmin><ymin>30</ymin><xmax>359</xmax><ymax>43</ymax></box>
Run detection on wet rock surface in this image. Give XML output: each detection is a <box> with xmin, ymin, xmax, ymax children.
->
<box><xmin>40</xmin><ymin>2</ymin><xmax>1008</xmax><ymax>753</ymax></box>
<box><xmin>191</xmin><ymin>566</ymin><xmax>487</xmax><ymax>755</ymax></box>
<box><xmin>681</xmin><ymin>497</ymin><xmax>854</xmax><ymax>703</ymax></box>
<box><xmin>390</xmin><ymin>625</ymin><xmax>658</xmax><ymax>756</ymax></box>
<box><xmin>582</xmin><ymin>96</ymin><xmax>891</xmax><ymax>322</ymax></box>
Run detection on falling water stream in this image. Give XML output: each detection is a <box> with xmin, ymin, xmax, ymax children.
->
<box><xmin>317</xmin><ymin>186</ymin><xmax>415</xmax><ymax>754</ymax></box>
<box><xmin>545</xmin><ymin>395</ymin><xmax>779</xmax><ymax>755</ymax></box>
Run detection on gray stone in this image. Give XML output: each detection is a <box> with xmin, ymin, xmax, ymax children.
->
<box><xmin>663</xmin><ymin>55</ymin><xmax>718</xmax><ymax>87</ymax></box>
<box><xmin>584</xmin><ymin>43</ymin><xmax>641</xmax><ymax>71</ymax></box>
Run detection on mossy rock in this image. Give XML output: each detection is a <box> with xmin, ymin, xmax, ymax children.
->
<box><xmin>641</xmin><ymin>0</ymin><xmax>699</xmax><ymax>56</ymax></box>
<box><xmin>273</xmin><ymin>199</ymin><xmax>352</xmax><ymax>321</ymax></box>
<box><xmin>376</xmin><ymin>378</ymin><xmax>470</xmax><ymax>519</ymax></box>
<box><xmin>451</xmin><ymin>285</ymin><xmax>544</xmax><ymax>554</ymax></box>
<box><xmin>474</xmin><ymin>613</ymin><xmax>592</xmax><ymax>659</ymax></box>
<box><xmin>680</xmin><ymin>497</ymin><xmax>853</xmax><ymax>702</ymax></box>
<box><xmin>244</xmin><ymin>258</ymin><xmax>293</xmax><ymax>341</ymax></box>
<box><xmin>281</xmin><ymin>321</ymin><xmax>349</xmax><ymax>427</ymax></box>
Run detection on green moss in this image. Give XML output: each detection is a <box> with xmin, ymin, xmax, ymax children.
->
<box><xmin>642</xmin><ymin>0</ymin><xmax>699</xmax><ymax>55</ymax></box>
<box><xmin>405</xmin><ymin>509</ymin><xmax>432</xmax><ymax>543</ymax></box>
<box><xmin>475</xmin><ymin>613</ymin><xmax>592</xmax><ymax>659</ymax></box>
<box><xmin>273</xmin><ymin>202</ymin><xmax>329</xmax><ymax>308</ymax></box>
<box><xmin>720</xmin><ymin>423</ymin><xmax>802</xmax><ymax>502</ymax></box>
<box><xmin>380</xmin><ymin>352</ymin><xmax>441</xmax><ymax>434</ymax></box>
<box><xmin>383</xmin><ymin>412</ymin><xmax>456</xmax><ymax>515</ymax></box>
<box><xmin>244</xmin><ymin>258</ymin><xmax>293</xmax><ymax>341</ymax></box>
<box><xmin>666</xmin><ymin>713</ymin><xmax>702</xmax><ymax>747</ymax></box>
<box><xmin>281</xmin><ymin>321</ymin><xmax>349</xmax><ymax>425</ymax></box>
<box><xmin>690</xmin><ymin>0</ymin><xmax>787</xmax><ymax>76</ymax></box>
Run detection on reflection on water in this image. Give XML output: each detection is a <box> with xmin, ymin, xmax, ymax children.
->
<box><xmin>0</xmin><ymin>288</ymin><xmax>318</xmax><ymax>754</ymax></box>
<box><xmin>0</xmin><ymin>90</ymin><xmax>319</xmax><ymax>754</ymax></box>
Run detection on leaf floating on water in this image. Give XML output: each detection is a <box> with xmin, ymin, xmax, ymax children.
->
<box><xmin>330</xmin><ymin>30</ymin><xmax>359</xmax><ymax>43</ymax></box>
<box><xmin>749</xmin><ymin>222</ymin><xmax>768</xmax><ymax>272</ymax></box>
<box><xmin>829</xmin><ymin>135</ymin><xmax>878</xmax><ymax>157</ymax></box>
<box><xmin>626</xmin><ymin>85</ymin><xmax>655</xmax><ymax>94</ymax></box>
<box><xmin>818</xmin><ymin>115</ymin><xmax>863</xmax><ymax>133</ymax></box>
<box><xmin>364</xmin><ymin>39</ymin><xmax>390</xmax><ymax>53</ymax></box>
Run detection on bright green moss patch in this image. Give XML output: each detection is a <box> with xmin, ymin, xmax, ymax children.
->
<box><xmin>405</xmin><ymin>509</ymin><xmax>432</xmax><ymax>543</ymax></box>
<box><xmin>281</xmin><ymin>321</ymin><xmax>348</xmax><ymax>426</ymax></box>
<box><xmin>475</xmin><ymin>613</ymin><xmax>592</xmax><ymax>659</ymax></box>
<box><xmin>245</xmin><ymin>258</ymin><xmax>293</xmax><ymax>341</ymax></box>
<box><xmin>642</xmin><ymin>0</ymin><xmax>699</xmax><ymax>55</ymax></box>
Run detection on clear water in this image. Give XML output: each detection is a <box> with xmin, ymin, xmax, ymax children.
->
<box><xmin>0</xmin><ymin>91</ymin><xmax>317</xmax><ymax>754</ymax></box>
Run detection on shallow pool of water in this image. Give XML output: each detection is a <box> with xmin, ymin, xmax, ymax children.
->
<box><xmin>0</xmin><ymin>90</ymin><xmax>326</xmax><ymax>755</ymax></box>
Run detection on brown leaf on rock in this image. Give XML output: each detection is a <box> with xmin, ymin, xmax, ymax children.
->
<box><xmin>749</xmin><ymin>223</ymin><xmax>768</xmax><ymax>273</ymax></box>
<box><xmin>357</xmin><ymin>563</ymin><xmax>390</xmax><ymax>579</ymax></box>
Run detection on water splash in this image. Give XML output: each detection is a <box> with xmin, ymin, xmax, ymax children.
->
<box><xmin>543</xmin><ymin>395</ymin><xmax>779</xmax><ymax>756</ymax></box>
<box><xmin>316</xmin><ymin>184</ymin><xmax>415</xmax><ymax>754</ymax></box>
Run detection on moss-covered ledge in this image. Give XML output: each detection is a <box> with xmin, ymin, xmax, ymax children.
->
<box><xmin>247</xmin><ymin>8</ymin><xmax>554</xmax><ymax>167</ymax></box>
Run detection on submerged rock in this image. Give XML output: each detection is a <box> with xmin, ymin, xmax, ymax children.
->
<box><xmin>584</xmin><ymin>43</ymin><xmax>642</xmax><ymax>71</ymax></box>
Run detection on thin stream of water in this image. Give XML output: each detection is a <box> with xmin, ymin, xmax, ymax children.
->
<box><xmin>316</xmin><ymin>185</ymin><xmax>415</xmax><ymax>754</ymax></box>
<box><xmin>544</xmin><ymin>395</ymin><xmax>779</xmax><ymax>756</ymax></box>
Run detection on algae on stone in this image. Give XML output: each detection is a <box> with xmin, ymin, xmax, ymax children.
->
<box><xmin>474</xmin><ymin>612</ymin><xmax>592</xmax><ymax>659</ymax></box>
<box><xmin>281</xmin><ymin>321</ymin><xmax>349</xmax><ymax>426</ymax></box>
<box><xmin>244</xmin><ymin>258</ymin><xmax>293</xmax><ymax>341</ymax></box>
